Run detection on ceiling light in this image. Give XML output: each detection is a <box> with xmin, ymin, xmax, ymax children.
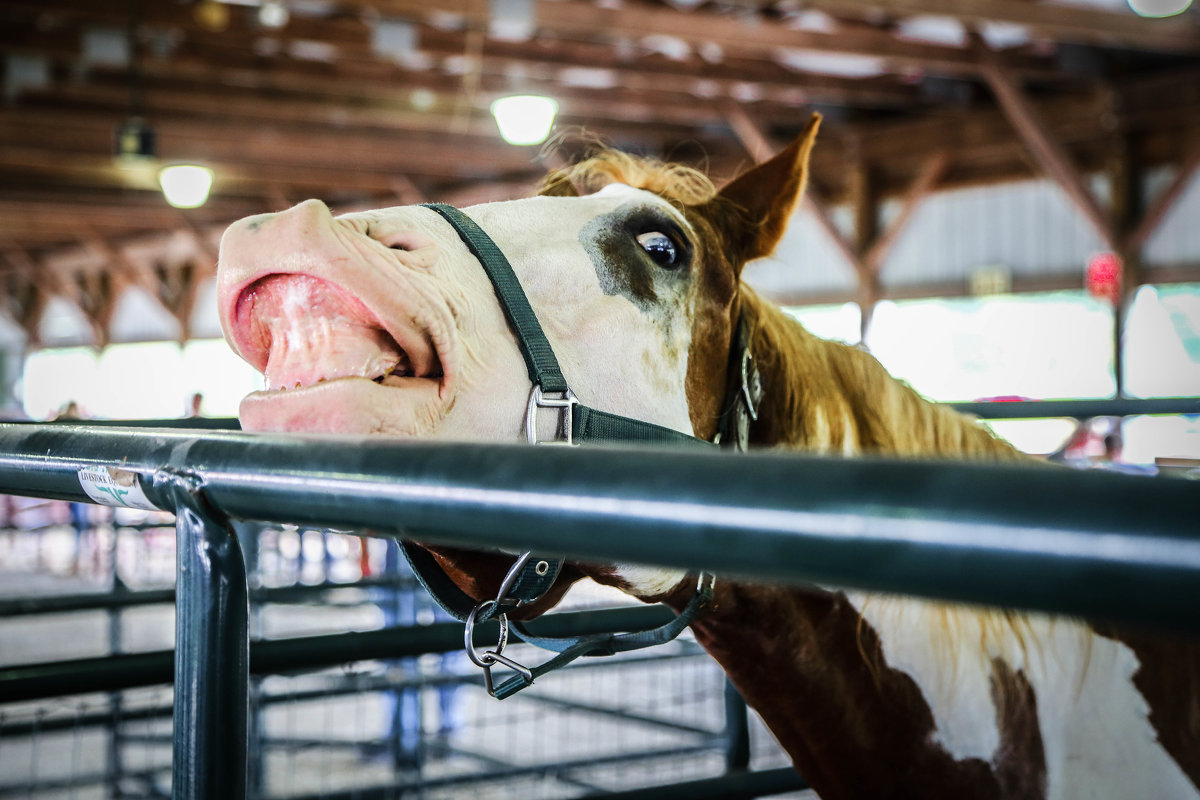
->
<box><xmin>258</xmin><ymin>0</ymin><xmax>289</xmax><ymax>28</ymax></box>
<box><xmin>159</xmin><ymin>164</ymin><xmax>214</xmax><ymax>209</ymax></box>
<box><xmin>490</xmin><ymin>95</ymin><xmax>558</xmax><ymax>146</ymax></box>
<box><xmin>1127</xmin><ymin>0</ymin><xmax>1192</xmax><ymax>16</ymax></box>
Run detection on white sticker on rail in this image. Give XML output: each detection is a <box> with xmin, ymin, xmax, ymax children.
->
<box><xmin>77</xmin><ymin>466</ymin><xmax>158</xmax><ymax>510</ymax></box>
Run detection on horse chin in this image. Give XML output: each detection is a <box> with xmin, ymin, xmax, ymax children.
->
<box><xmin>238</xmin><ymin>375</ymin><xmax>446</xmax><ymax>436</ymax></box>
<box><xmin>418</xmin><ymin>544</ymin><xmax>584</xmax><ymax>622</ymax></box>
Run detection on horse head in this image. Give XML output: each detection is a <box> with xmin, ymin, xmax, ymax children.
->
<box><xmin>217</xmin><ymin>115</ymin><xmax>822</xmax><ymax>610</ymax></box>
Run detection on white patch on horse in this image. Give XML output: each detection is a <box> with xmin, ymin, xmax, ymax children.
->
<box><xmin>839</xmin><ymin>410</ymin><xmax>858</xmax><ymax>455</ymax></box>
<box><xmin>849</xmin><ymin>593</ymin><xmax>1200</xmax><ymax>799</ymax></box>
<box><xmin>466</xmin><ymin>189</ymin><xmax>696</xmax><ymax>597</ymax></box>
<box><xmin>466</xmin><ymin>187</ymin><xmax>696</xmax><ymax>440</ymax></box>
<box><xmin>614</xmin><ymin>564</ymin><xmax>688</xmax><ymax>599</ymax></box>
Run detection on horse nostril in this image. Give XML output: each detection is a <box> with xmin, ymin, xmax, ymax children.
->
<box><xmin>380</xmin><ymin>231</ymin><xmax>435</xmax><ymax>253</ymax></box>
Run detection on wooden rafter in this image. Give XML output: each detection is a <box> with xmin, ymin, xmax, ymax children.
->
<box><xmin>1128</xmin><ymin>136</ymin><xmax>1200</xmax><ymax>251</ymax></box>
<box><xmin>801</xmin><ymin>0</ymin><xmax>1200</xmax><ymax>53</ymax></box>
<box><xmin>0</xmin><ymin>0</ymin><xmax>1197</xmax><ymax>334</ymax></box>
<box><xmin>862</xmin><ymin>152</ymin><xmax>950</xmax><ymax>275</ymax></box>
<box><xmin>974</xmin><ymin>35</ymin><xmax>1115</xmax><ymax>249</ymax></box>
<box><xmin>350</xmin><ymin>0</ymin><xmax>1065</xmax><ymax>80</ymax></box>
<box><xmin>0</xmin><ymin>246</ymin><xmax>49</xmax><ymax>342</ymax></box>
<box><xmin>722</xmin><ymin>103</ymin><xmax>777</xmax><ymax>166</ymax></box>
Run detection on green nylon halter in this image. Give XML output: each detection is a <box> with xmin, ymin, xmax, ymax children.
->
<box><xmin>404</xmin><ymin>201</ymin><xmax>723</xmax><ymax>699</ymax></box>
<box><xmin>421</xmin><ymin>202</ymin><xmax>715</xmax><ymax>449</ymax></box>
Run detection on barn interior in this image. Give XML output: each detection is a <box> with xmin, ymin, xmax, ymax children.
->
<box><xmin>1</xmin><ymin>0</ymin><xmax>1198</xmax><ymax>432</ymax></box>
<box><xmin>1</xmin><ymin>0</ymin><xmax>1198</xmax><ymax>797</ymax></box>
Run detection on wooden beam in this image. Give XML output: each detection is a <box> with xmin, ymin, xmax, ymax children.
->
<box><xmin>974</xmin><ymin>36</ymin><xmax>1115</xmax><ymax>248</ymax></box>
<box><xmin>802</xmin><ymin>194</ymin><xmax>865</xmax><ymax>280</ymax></box>
<box><xmin>419</xmin><ymin>31</ymin><xmax>923</xmax><ymax>110</ymax></box>
<box><xmin>356</xmin><ymin>0</ymin><xmax>1065</xmax><ymax>80</ymax></box>
<box><xmin>764</xmin><ymin>261</ymin><xmax>1200</xmax><ymax>306</ymax></box>
<box><xmin>722</xmin><ymin>103</ymin><xmax>777</xmax><ymax>165</ymax></box>
<box><xmin>3</xmin><ymin>0</ymin><xmax>1068</xmax><ymax>82</ymax></box>
<box><xmin>0</xmin><ymin>246</ymin><xmax>48</xmax><ymax>342</ymax></box>
<box><xmin>173</xmin><ymin>211</ymin><xmax>220</xmax><ymax>267</ymax></box>
<box><xmin>862</xmin><ymin>151</ymin><xmax>950</xmax><ymax>274</ymax></box>
<box><xmin>1128</xmin><ymin>135</ymin><xmax>1200</xmax><ymax>250</ymax></box>
<box><xmin>801</xmin><ymin>0</ymin><xmax>1200</xmax><ymax>53</ymax></box>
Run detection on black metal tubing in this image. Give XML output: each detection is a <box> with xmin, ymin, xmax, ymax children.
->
<box><xmin>0</xmin><ymin>644</ymin><xmax>706</xmax><ymax>738</ymax></box>
<box><xmin>0</xmin><ymin>574</ymin><xmax>419</xmax><ymax>617</ymax></box>
<box><xmin>0</xmin><ymin>768</ymin><xmax>168</xmax><ymax>799</ymax></box>
<box><xmin>580</xmin><ymin>766</ymin><xmax>807</xmax><ymax>800</ymax></box>
<box><xmin>273</xmin><ymin>743</ymin><xmax>721</xmax><ymax>800</ymax></box>
<box><xmin>948</xmin><ymin>396</ymin><xmax>1200</xmax><ymax>419</ymax></box>
<box><xmin>0</xmin><ymin>606</ymin><xmax>679</xmax><ymax>703</ymax></box>
<box><xmin>165</xmin><ymin>475</ymin><xmax>248</xmax><ymax>800</ymax></box>
<box><xmin>0</xmin><ymin>424</ymin><xmax>1196</xmax><ymax>631</ymax></box>
<box><xmin>723</xmin><ymin>679</ymin><xmax>751</xmax><ymax>771</ymax></box>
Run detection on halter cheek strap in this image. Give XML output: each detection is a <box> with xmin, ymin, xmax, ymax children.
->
<box><xmin>406</xmin><ymin>202</ymin><xmax>755</xmax><ymax>698</ymax></box>
<box><xmin>422</xmin><ymin>202</ymin><xmax>712</xmax><ymax>449</ymax></box>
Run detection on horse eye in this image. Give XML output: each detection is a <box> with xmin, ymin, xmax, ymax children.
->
<box><xmin>636</xmin><ymin>231</ymin><xmax>679</xmax><ymax>268</ymax></box>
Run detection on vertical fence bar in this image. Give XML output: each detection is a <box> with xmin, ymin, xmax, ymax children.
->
<box><xmin>722</xmin><ymin>679</ymin><xmax>751</xmax><ymax>772</ymax></box>
<box><xmin>106</xmin><ymin>541</ymin><xmax>126</xmax><ymax>794</ymax></box>
<box><xmin>167</xmin><ymin>476</ymin><xmax>249</xmax><ymax>800</ymax></box>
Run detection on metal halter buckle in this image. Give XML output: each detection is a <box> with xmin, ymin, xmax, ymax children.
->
<box><xmin>740</xmin><ymin>348</ymin><xmax>760</xmax><ymax>423</ymax></box>
<box><xmin>464</xmin><ymin>599</ymin><xmax>534</xmax><ymax>697</ymax></box>
<box><xmin>525</xmin><ymin>384</ymin><xmax>579</xmax><ymax>445</ymax></box>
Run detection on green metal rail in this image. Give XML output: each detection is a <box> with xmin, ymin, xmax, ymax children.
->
<box><xmin>0</xmin><ymin>423</ymin><xmax>1195</xmax><ymax>629</ymax></box>
<box><xmin>0</xmin><ymin>422</ymin><xmax>1196</xmax><ymax>800</ymax></box>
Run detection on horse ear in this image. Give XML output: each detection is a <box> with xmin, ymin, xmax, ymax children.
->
<box><xmin>712</xmin><ymin>113</ymin><xmax>822</xmax><ymax>267</ymax></box>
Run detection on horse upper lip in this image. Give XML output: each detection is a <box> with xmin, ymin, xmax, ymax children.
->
<box><xmin>229</xmin><ymin>272</ymin><xmax>448</xmax><ymax>394</ymax></box>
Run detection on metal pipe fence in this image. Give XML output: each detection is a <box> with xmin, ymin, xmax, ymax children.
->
<box><xmin>0</xmin><ymin>421</ymin><xmax>1196</xmax><ymax>799</ymax></box>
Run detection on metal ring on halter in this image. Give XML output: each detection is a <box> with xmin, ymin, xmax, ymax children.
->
<box><xmin>740</xmin><ymin>349</ymin><xmax>760</xmax><ymax>422</ymax></box>
<box><xmin>464</xmin><ymin>599</ymin><xmax>508</xmax><ymax>668</ymax></box>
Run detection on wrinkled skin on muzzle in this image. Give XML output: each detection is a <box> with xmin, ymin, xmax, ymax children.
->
<box><xmin>216</xmin><ymin>188</ymin><xmax>711</xmax><ymax>608</ymax></box>
<box><xmin>217</xmin><ymin>191</ymin><xmax>696</xmax><ymax>444</ymax></box>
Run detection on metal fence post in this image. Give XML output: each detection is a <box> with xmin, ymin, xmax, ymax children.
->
<box><xmin>165</xmin><ymin>473</ymin><xmax>249</xmax><ymax>800</ymax></box>
<box><xmin>722</xmin><ymin>678</ymin><xmax>750</xmax><ymax>772</ymax></box>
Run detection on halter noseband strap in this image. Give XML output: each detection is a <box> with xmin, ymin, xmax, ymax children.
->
<box><xmin>403</xmin><ymin>202</ymin><xmax>755</xmax><ymax>698</ymax></box>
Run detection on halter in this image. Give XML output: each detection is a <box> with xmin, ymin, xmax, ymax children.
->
<box><xmin>401</xmin><ymin>202</ymin><xmax>761</xmax><ymax>699</ymax></box>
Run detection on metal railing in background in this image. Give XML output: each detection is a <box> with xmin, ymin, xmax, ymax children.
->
<box><xmin>948</xmin><ymin>396</ymin><xmax>1200</xmax><ymax>419</ymax></box>
<box><xmin>0</xmin><ymin>422</ymin><xmax>1196</xmax><ymax>799</ymax></box>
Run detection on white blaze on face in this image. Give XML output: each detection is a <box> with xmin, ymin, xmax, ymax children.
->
<box><xmin>465</xmin><ymin>185</ymin><xmax>696</xmax><ymax>440</ymax></box>
<box><xmin>466</xmin><ymin>186</ymin><xmax>697</xmax><ymax>598</ymax></box>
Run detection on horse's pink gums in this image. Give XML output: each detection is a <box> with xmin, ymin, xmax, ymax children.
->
<box><xmin>240</xmin><ymin>275</ymin><xmax>409</xmax><ymax>391</ymax></box>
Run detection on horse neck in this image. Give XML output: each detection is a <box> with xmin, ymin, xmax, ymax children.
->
<box><xmin>666</xmin><ymin>581</ymin><xmax>1047</xmax><ymax>799</ymax></box>
<box><xmin>740</xmin><ymin>289</ymin><xmax>1024</xmax><ymax>461</ymax></box>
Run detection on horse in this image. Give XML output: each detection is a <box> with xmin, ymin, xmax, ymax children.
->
<box><xmin>215</xmin><ymin>114</ymin><xmax>1200</xmax><ymax>799</ymax></box>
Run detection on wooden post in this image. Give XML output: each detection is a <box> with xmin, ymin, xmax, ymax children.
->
<box><xmin>1109</xmin><ymin>135</ymin><xmax>1142</xmax><ymax>399</ymax></box>
<box><xmin>850</xmin><ymin>155</ymin><xmax>879</xmax><ymax>342</ymax></box>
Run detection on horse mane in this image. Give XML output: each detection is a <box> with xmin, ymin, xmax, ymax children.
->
<box><xmin>734</xmin><ymin>291</ymin><xmax>1077</xmax><ymax>692</ymax></box>
<box><xmin>741</xmin><ymin>288</ymin><xmax>1025</xmax><ymax>461</ymax></box>
<box><xmin>536</xmin><ymin>146</ymin><xmax>1085</xmax><ymax>690</ymax></box>
<box><xmin>537</xmin><ymin>146</ymin><xmax>722</xmax><ymax>208</ymax></box>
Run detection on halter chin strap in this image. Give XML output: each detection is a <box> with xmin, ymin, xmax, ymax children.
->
<box><xmin>405</xmin><ymin>202</ymin><xmax>757</xmax><ymax>697</ymax></box>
